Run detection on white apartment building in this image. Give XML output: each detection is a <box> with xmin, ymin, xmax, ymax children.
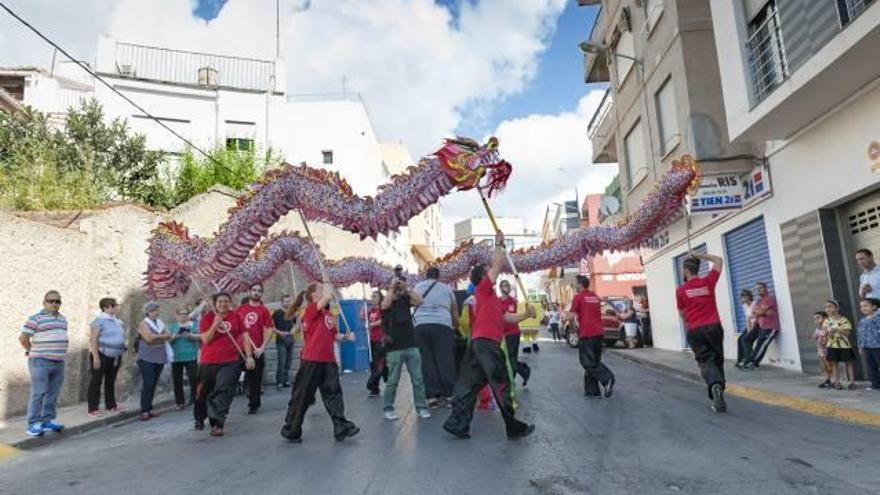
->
<box><xmin>4</xmin><ymin>35</ymin><xmax>429</xmax><ymax>282</ymax></box>
<box><xmin>583</xmin><ymin>0</ymin><xmax>880</xmax><ymax>372</ymax></box>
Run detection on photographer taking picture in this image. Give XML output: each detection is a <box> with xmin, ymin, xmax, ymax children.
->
<box><xmin>381</xmin><ymin>268</ymin><xmax>430</xmax><ymax>420</ymax></box>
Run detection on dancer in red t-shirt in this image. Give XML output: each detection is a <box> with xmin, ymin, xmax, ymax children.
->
<box><xmin>675</xmin><ymin>252</ymin><xmax>727</xmax><ymax>413</ymax></box>
<box><xmin>443</xmin><ymin>231</ymin><xmax>536</xmax><ymax>440</ymax></box>
<box><xmin>566</xmin><ymin>275</ymin><xmax>615</xmax><ymax>399</ymax></box>
<box><xmin>365</xmin><ymin>290</ymin><xmax>388</xmax><ymax>396</ymax></box>
<box><xmin>280</xmin><ymin>270</ymin><xmax>359</xmax><ymax>443</ymax></box>
<box><xmin>236</xmin><ymin>283</ymin><xmax>275</xmax><ymax>415</ymax></box>
<box><xmin>500</xmin><ymin>280</ymin><xmax>532</xmax><ymax>387</ymax></box>
<box><xmin>194</xmin><ymin>292</ymin><xmax>255</xmax><ymax>437</ymax></box>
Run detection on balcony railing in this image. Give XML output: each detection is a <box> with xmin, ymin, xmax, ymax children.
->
<box><xmin>746</xmin><ymin>4</ymin><xmax>789</xmax><ymax>103</ymax></box>
<box><xmin>841</xmin><ymin>0</ymin><xmax>875</xmax><ymax>25</ymax></box>
<box><xmin>111</xmin><ymin>42</ymin><xmax>276</xmax><ymax>92</ymax></box>
<box><xmin>587</xmin><ymin>88</ymin><xmax>613</xmax><ymax>140</ymax></box>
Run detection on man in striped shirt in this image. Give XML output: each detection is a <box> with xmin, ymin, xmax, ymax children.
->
<box><xmin>20</xmin><ymin>290</ymin><xmax>69</xmax><ymax>436</ymax></box>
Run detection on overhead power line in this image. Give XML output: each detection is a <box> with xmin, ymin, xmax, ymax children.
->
<box><xmin>0</xmin><ymin>1</ymin><xmax>228</xmax><ymax>171</ymax></box>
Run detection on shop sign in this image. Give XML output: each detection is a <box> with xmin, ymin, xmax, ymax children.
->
<box><xmin>690</xmin><ymin>173</ymin><xmax>743</xmax><ymax>214</ymax></box>
<box><xmin>742</xmin><ymin>162</ymin><xmax>772</xmax><ymax>206</ymax></box>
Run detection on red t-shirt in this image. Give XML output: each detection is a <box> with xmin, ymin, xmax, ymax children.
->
<box><xmin>300</xmin><ymin>303</ymin><xmax>337</xmax><ymax>363</ymax></box>
<box><xmin>570</xmin><ymin>290</ymin><xmax>603</xmax><ymax>338</ymax></box>
<box><xmin>500</xmin><ymin>295</ymin><xmax>520</xmax><ymax>336</ymax></box>
<box><xmin>236</xmin><ymin>303</ymin><xmax>273</xmax><ymax>348</ymax></box>
<box><xmin>472</xmin><ymin>277</ymin><xmax>505</xmax><ymax>342</ymax></box>
<box><xmin>368</xmin><ymin>306</ymin><xmax>384</xmax><ymax>342</ymax></box>
<box><xmin>199</xmin><ymin>310</ymin><xmax>245</xmax><ymax>364</ymax></box>
<box><xmin>676</xmin><ymin>269</ymin><xmax>722</xmax><ymax>331</ymax></box>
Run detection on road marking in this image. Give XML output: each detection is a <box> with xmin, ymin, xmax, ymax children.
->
<box><xmin>0</xmin><ymin>443</ymin><xmax>21</xmax><ymax>461</ymax></box>
<box><xmin>726</xmin><ymin>384</ymin><xmax>880</xmax><ymax>428</ymax></box>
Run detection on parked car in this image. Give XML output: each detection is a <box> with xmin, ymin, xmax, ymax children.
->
<box><xmin>562</xmin><ymin>297</ymin><xmax>628</xmax><ymax>348</ymax></box>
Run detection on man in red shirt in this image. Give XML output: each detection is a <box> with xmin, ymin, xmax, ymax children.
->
<box><xmin>744</xmin><ymin>282</ymin><xmax>780</xmax><ymax>369</ymax></box>
<box><xmin>675</xmin><ymin>252</ymin><xmax>727</xmax><ymax>412</ymax></box>
<box><xmin>566</xmin><ymin>275</ymin><xmax>615</xmax><ymax>399</ymax></box>
<box><xmin>237</xmin><ymin>283</ymin><xmax>275</xmax><ymax>414</ymax></box>
<box><xmin>444</xmin><ymin>231</ymin><xmax>536</xmax><ymax>440</ymax></box>
<box><xmin>195</xmin><ymin>292</ymin><xmax>255</xmax><ymax>436</ymax></box>
<box><xmin>500</xmin><ymin>280</ymin><xmax>532</xmax><ymax>387</ymax></box>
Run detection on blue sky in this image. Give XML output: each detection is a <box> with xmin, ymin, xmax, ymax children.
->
<box><xmin>194</xmin><ymin>0</ymin><xmax>604</xmax><ymax>137</ymax></box>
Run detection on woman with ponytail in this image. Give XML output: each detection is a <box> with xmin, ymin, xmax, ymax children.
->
<box><xmin>281</xmin><ymin>271</ymin><xmax>360</xmax><ymax>443</ymax></box>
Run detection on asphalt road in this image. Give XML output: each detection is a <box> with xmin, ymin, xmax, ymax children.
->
<box><xmin>2</xmin><ymin>341</ymin><xmax>879</xmax><ymax>495</ymax></box>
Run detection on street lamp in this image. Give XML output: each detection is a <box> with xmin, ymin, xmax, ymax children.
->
<box><xmin>578</xmin><ymin>41</ymin><xmax>643</xmax><ymax>65</ymax></box>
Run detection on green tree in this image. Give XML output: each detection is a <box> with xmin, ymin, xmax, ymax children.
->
<box><xmin>0</xmin><ymin>100</ymin><xmax>167</xmax><ymax>210</ymax></box>
<box><xmin>164</xmin><ymin>146</ymin><xmax>281</xmax><ymax>208</ymax></box>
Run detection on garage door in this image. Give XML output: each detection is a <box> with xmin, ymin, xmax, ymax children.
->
<box><xmin>724</xmin><ymin>217</ymin><xmax>774</xmax><ymax>332</ymax></box>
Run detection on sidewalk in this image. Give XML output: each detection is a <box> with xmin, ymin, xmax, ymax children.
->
<box><xmin>610</xmin><ymin>347</ymin><xmax>880</xmax><ymax>427</ymax></box>
<box><xmin>0</xmin><ymin>391</ymin><xmax>176</xmax><ymax>453</ymax></box>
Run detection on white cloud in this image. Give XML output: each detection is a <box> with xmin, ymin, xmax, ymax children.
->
<box><xmin>1</xmin><ymin>0</ymin><xmax>566</xmax><ymax>157</ymax></box>
<box><xmin>439</xmin><ymin>90</ymin><xmax>619</xmax><ymax>245</ymax></box>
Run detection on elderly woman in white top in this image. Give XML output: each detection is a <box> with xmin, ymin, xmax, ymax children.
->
<box><xmin>137</xmin><ymin>302</ymin><xmax>173</xmax><ymax>421</ymax></box>
<box><xmin>87</xmin><ymin>297</ymin><xmax>127</xmax><ymax>417</ymax></box>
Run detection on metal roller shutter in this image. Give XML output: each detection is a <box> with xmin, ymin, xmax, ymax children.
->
<box><xmin>724</xmin><ymin>217</ymin><xmax>774</xmax><ymax>332</ymax></box>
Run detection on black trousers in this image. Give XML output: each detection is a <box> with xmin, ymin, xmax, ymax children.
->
<box><xmin>366</xmin><ymin>341</ymin><xmax>388</xmax><ymax>394</ymax></box>
<box><xmin>172</xmin><ymin>361</ymin><xmax>198</xmax><ymax>406</ymax></box>
<box><xmin>578</xmin><ymin>337</ymin><xmax>614</xmax><ymax>395</ymax></box>
<box><xmin>749</xmin><ymin>328</ymin><xmax>778</xmax><ymax>366</ymax></box>
<box><xmin>87</xmin><ymin>353</ymin><xmax>121</xmax><ymax>411</ymax></box>
<box><xmin>686</xmin><ymin>324</ymin><xmax>726</xmax><ymax>398</ymax></box>
<box><xmin>282</xmin><ymin>361</ymin><xmax>354</xmax><ymax>440</ymax></box>
<box><xmin>504</xmin><ymin>334</ymin><xmax>531</xmax><ymax>384</ymax></box>
<box><xmin>443</xmin><ymin>338</ymin><xmax>529</xmax><ymax>437</ymax></box>
<box><xmin>863</xmin><ymin>348</ymin><xmax>880</xmax><ymax>388</ymax></box>
<box><xmin>737</xmin><ymin>330</ymin><xmax>757</xmax><ymax>364</ymax></box>
<box><xmin>415</xmin><ymin>324</ymin><xmax>457</xmax><ymax>399</ymax></box>
<box><xmin>137</xmin><ymin>360</ymin><xmax>164</xmax><ymax>413</ymax></box>
<box><xmin>195</xmin><ymin>361</ymin><xmax>241</xmax><ymax>427</ymax></box>
<box><xmin>246</xmin><ymin>355</ymin><xmax>266</xmax><ymax>410</ymax></box>
<box><xmin>549</xmin><ymin>323</ymin><xmax>560</xmax><ymax>341</ymax></box>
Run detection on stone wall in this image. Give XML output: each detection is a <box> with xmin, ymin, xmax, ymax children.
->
<box><xmin>0</xmin><ymin>186</ymin><xmax>376</xmax><ymax>420</ymax></box>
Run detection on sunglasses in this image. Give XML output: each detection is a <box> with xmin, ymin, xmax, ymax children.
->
<box><xmin>45</xmin><ymin>299</ymin><xmax>62</xmax><ymax>304</ymax></box>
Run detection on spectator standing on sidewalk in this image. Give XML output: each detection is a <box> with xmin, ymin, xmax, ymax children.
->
<box><xmin>676</xmin><ymin>252</ymin><xmax>728</xmax><ymax>413</ymax></box>
<box><xmin>273</xmin><ymin>295</ymin><xmax>296</xmax><ymax>391</ymax></box>
<box><xmin>88</xmin><ymin>297</ymin><xmax>127</xmax><ymax>417</ymax></box>
<box><xmin>20</xmin><ymin>290</ymin><xmax>68</xmax><ymax>437</ymax></box>
<box><xmin>857</xmin><ymin>249</ymin><xmax>880</xmax><ymax>299</ymax></box>
<box><xmin>813</xmin><ymin>311</ymin><xmax>833</xmax><ymax>388</ymax></box>
<box><xmin>744</xmin><ymin>282</ymin><xmax>780</xmax><ymax>369</ymax></box>
<box><xmin>735</xmin><ymin>289</ymin><xmax>757</xmax><ymax>369</ymax></box>
<box><xmin>617</xmin><ymin>298</ymin><xmax>639</xmax><ymax>349</ymax></box>
<box><xmin>414</xmin><ymin>266</ymin><xmax>460</xmax><ymax>408</ymax></box>
<box><xmin>567</xmin><ymin>275</ymin><xmax>616</xmax><ymax>399</ymax></box>
<box><xmin>169</xmin><ymin>304</ymin><xmax>200</xmax><ymax>410</ymax></box>
<box><xmin>546</xmin><ymin>304</ymin><xmax>561</xmax><ymax>342</ymax></box>
<box><xmin>824</xmin><ymin>300</ymin><xmax>856</xmax><ymax>390</ymax></box>
<box><xmin>137</xmin><ymin>302</ymin><xmax>173</xmax><ymax>421</ymax></box>
<box><xmin>856</xmin><ymin>298</ymin><xmax>880</xmax><ymax>391</ymax></box>
<box><xmin>381</xmin><ymin>274</ymin><xmax>430</xmax><ymax>420</ymax></box>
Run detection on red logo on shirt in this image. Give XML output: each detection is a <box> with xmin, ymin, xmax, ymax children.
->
<box><xmin>219</xmin><ymin>321</ymin><xmax>232</xmax><ymax>333</ymax></box>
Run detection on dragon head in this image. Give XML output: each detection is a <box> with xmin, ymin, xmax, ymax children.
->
<box><xmin>435</xmin><ymin>136</ymin><xmax>512</xmax><ymax>197</ymax></box>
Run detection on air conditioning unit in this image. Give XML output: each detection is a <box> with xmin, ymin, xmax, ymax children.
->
<box><xmin>198</xmin><ymin>66</ymin><xmax>219</xmax><ymax>87</ymax></box>
<box><xmin>118</xmin><ymin>64</ymin><xmax>135</xmax><ymax>77</ymax></box>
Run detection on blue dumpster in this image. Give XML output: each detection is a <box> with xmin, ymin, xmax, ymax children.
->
<box><xmin>338</xmin><ymin>299</ymin><xmax>371</xmax><ymax>372</ymax></box>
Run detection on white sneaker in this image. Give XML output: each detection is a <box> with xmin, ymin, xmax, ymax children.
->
<box><xmin>417</xmin><ymin>409</ymin><xmax>431</xmax><ymax>419</ymax></box>
<box><xmin>383</xmin><ymin>411</ymin><xmax>399</xmax><ymax>421</ymax></box>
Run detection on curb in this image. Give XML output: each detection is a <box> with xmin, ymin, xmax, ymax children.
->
<box><xmin>9</xmin><ymin>399</ymin><xmax>177</xmax><ymax>450</ymax></box>
<box><xmin>609</xmin><ymin>349</ymin><xmax>880</xmax><ymax>428</ymax></box>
